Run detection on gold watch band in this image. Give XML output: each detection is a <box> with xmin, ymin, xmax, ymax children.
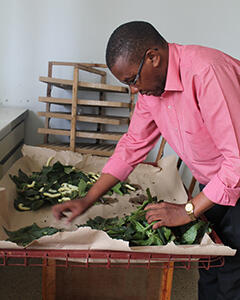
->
<box><xmin>185</xmin><ymin>201</ymin><xmax>196</xmax><ymax>221</ymax></box>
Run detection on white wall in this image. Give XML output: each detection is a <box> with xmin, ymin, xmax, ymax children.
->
<box><xmin>1</xmin><ymin>0</ymin><xmax>240</xmax><ymax>178</ymax></box>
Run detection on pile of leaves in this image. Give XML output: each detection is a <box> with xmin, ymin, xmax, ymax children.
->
<box><xmin>3</xmin><ymin>223</ymin><xmax>60</xmax><ymax>247</ymax></box>
<box><xmin>9</xmin><ymin>160</ymin><xmax>137</xmax><ymax>211</ymax></box>
<box><xmin>3</xmin><ymin>189</ymin><xmax>211</xmax><ymax>247</ymax></box>
<box><xmin>78</xmin><ymin>189</ymin><xmax>211</xmax><ymax>246</ymax></box>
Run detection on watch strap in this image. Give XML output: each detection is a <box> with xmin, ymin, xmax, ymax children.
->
<box><xmin>185</xmin><ymin>201</ymin><xmax>197</xmax><ymax>221</ymax></box>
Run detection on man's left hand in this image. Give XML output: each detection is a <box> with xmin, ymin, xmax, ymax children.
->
<box><xmin>144</xmin><ymin>202</ymin><xmax>192</xmax><ymax>229</ymax></box>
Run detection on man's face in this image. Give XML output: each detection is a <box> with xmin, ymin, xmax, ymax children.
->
<box><xmin>111</xmin><ymin>49</ymin><xmax>167</xmax><ymax>96</ymax></box>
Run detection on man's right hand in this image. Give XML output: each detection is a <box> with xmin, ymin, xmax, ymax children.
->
<box><xmin>52</xmin><ymin>173</ymin><xmax>119</xmax><ymax>223</ymax></box>
<box><xmin>52</xmin><ymin>197</ymin><xmax>93</xmax><ymax>223</ymax></box>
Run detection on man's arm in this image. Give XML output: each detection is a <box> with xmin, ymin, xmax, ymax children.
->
<box><xmin>145</xmin><ymin>191</ymin><xmax>215</xmax><ymax>229</ymax></box>
<box><xmin>52</xmin><ymin>173</ymin><xmax>119</xmax><ymax>222</ymax></box>
<box><xmin>52</xmin><ymin>94</ymin><xmax>161</xmax><ymax>223</ymax></box>
<box><xmin>195</xmin><ymin>64</ymin><xmax>240</xmax><ymax>206</ymax></box>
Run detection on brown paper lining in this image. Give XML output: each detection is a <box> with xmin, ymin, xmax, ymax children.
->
<box><xmin>0</xmin><ymin>145</ymin><xmax>236</xmax><ymax>256</ymax></box>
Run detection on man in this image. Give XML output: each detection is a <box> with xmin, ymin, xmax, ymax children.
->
<box><xmin>52</xmin><ymin>21</ymin><xmax>240</xmax><ymax>299</ymax></box>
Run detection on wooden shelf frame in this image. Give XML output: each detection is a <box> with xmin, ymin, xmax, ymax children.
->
<box><xmin>39</xmin><ymin>76</ymin><xmax>129</xmax><ymax>93</ymax></box>
<box><xmin>38</xmin><ymin>111</ymin><xmax>129</xmax><ymax>125</ymax></box>
<box><xmin>38</xmin><ymin>128</ymin><xmax>124</xmax><ymax>141</ymax></box>
<box><xmin>38</xmin><ymin>61</ymin><xmax>135</xmax><ymax>155</ymax></box>
<box><xmin>39</xmin><ymin>97</ymin><xmax>131</xmax><ymax>108</ymax></box>
<box><xmin>38</xmin><ymin>143</ymin><xmax>116</xmax><ymax>157</ymax></box>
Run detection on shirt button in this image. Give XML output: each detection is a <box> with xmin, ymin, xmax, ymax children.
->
<box><xmin>168</xmin><ymin>105</ymin><xmax>172</xmax><ymax>109</ymax></box>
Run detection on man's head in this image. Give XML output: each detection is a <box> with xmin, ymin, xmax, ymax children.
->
<box><xmin>106</xmin><ymin>21</ymin><xmax>169</xmax><ymax>96</ymax></box>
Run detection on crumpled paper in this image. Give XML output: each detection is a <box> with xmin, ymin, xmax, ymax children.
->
<box><xmin>0</xmin><ymin>145</ymin><xmax>236</xmax><ymax>256</ymax></box>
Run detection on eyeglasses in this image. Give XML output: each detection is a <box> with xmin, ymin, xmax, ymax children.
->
<box><xmin>122</xmin><ymin>49</ymin><xmax>149</xmax><ymax>86</ymax></box>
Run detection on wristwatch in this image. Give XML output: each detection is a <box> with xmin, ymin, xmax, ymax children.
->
<box><xmin>185</xmin><ymin>201</ymin><xmax>196</xmax><ymax>221</ymax></box>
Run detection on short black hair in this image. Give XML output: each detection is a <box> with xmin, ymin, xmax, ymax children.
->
<box><xmin>105</xmin><ymin>21</ymin><xmax>167</xmax><ymax>69</ymax></box>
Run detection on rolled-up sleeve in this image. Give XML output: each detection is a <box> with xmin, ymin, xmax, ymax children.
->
<box><xmin>196</xmin><ymin>63</ymin><xmax>240</xmax><ymax>205</ymax></box>
<box><xmin>203</xmin><ymin>174</ymin><xmax>240</xmax><ymax>206</ymax></box>
<box><xmin>102</xmin><ymin>94</ymin><xmax>161</xmax><ymax>181</ymax></box>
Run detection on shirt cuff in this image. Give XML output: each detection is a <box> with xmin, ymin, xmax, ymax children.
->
<box><xmin>102</xmin><ymin>157</ymin><xmax>134</xmax><ymax>181</ymax></box>
<box><xmin>203</xmin><ymin>174</ymin><xmax>240</xmax><ymax>206</ymax></box>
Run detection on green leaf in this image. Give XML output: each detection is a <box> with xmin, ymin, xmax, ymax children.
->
<box><xmin>157</xmin><ymin>228</ymin><xmax>167</xmax><ymax>245</ymax></box>
<box><xmin>146</xmin><ymin>188</ymin><xmax>153</xmax><ymax>201</ymax></box>
<box><xmin>111</xmin><ymin>182</ymin><xmax>123</xmax><ymax>196</ymax></box>
<box><xmin>162</xmin><ymin>226</ymin><xmax>173</xmax><ymax>241</ymax></box>
<box><xmin>132</xmin><ymin>235</ymin><xmax>155</xmax><ymax>246</ymax></box>
<box><xmin>18</xmin><ymin>169</ymin><xmax>31</xmax><ymax>183</ymax></box>
<box><xmin>31</xmin><ymin>200</ymin><xmax>45</xmax><ymax>211</ymax></box>
<box><xmin>78</xmin><ymin>188</ymin><xmax>211</xmax><ymax>247</ymax></box>
<box><xmin>64</xmin><ymin>166</ymin><xmax>74</xmax><ymax>174</ymax></box>
<box><xmin>3</xmin><ymin>223</ymin><xmax>60</xmax><ymax>247</ymax></box>
<box><xmin>78</xmin><ymin>179</ymin><xmax>87</xmax><ymax>197</ymax></box>
<box><xmin>173</xmin><ymin>220</ymin><xmax>210</xmax><ymax>245</ymax></box>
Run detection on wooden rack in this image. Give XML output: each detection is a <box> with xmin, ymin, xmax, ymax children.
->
<box><xmin>38</xmin><ymin>61</ymin><xmax>135</xmax><ymax>156</ymax></box>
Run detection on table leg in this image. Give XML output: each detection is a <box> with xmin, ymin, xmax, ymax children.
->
<box><xmin>159</xmin><ymin>262</ymin><xmax>174</xmax><ymax>300</ymax></box>
<box><xmin>42</xmin><ymin>259</ymin><xmax>56</xmax><ymax>300</ymax></box>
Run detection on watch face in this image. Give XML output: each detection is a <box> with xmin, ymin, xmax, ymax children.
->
<box><xmin>185</xmin><ymin>202</ymin><xmax>193</xmax><ymax>213</ymax></box>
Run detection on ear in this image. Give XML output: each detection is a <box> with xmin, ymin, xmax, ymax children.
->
<box><xmin>146</xmin><ymin>49</ymin><xmax>161</xmax><ymax>68</ymax></box>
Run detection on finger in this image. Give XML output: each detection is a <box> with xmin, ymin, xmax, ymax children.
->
<box><xmin>144</xmin><ymin>203</ymin><xmax>160</xmax><ymax>210</ymax></box>
<box><xmin>59</xmin><ymin>211</ymin><xmax>68</xmax><ymax>219</ymax></box>
<box><xmin>52</xmin><ymin>203</ymin><xmax>71</xmax><ymax>220</ymax></box>
<box><xmin>146</xmin><ymin>213</ymin><xmax>165</xmax><ymax>224</ymax></box>
<box><xmin>152</xmin><ymin>221</ymin><xmax>165</xmax><ymax>230</ymax></box>
<box><xmin>52</xmin><ymin>206</ymin><xmax>62</xmax><ymax>220</ymax></box>
<box><xmin>145</xmin><ymin>209</ymin><xmax>162</xmax><ymax>220</ymax></box>
<box><xmin>67</xmin><ymin>210</ymin><xmax>81</xmax><ymax>223</ymax></box>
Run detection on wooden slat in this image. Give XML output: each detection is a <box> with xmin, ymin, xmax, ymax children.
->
<box><xmin>77</xmin><ymin>115</ymin><xmax>128</xmax><ymax>125</ymax></box>
<box><xmin>76</xmin><ymin>62</ymin><xmax>107</xmax><ymax>68</ymax></box>
<box><xmin>73</xmin><ymin>146</ymin><xmax>114</xmax><ymax>156</ymax></box>
<box><xmin>44</xmin><ymin>62</ymin><xmax>53</xmax><ymax>144</ymax></box>
<box><xmin>78</xmin><ymin>99</ymin><xmax>130</xmax><ymax>108</ymax></box>
<box><xmin>38</xmin><ymin>111</ymin><xmax>72</xmax><ymax>120</ymax></box>
<box><xmin>70</xmin><ymin>67</ymin><xmax>79</xmax><ymax>151</ymax></box>
<box><xmin>38</xmin><ymin>128</ymin><xmax>70</xmax><ymax>136</ymax></box>
<box><xmin>39</xmin><ymin>97</ymin><xmax>130</xmax><ymax>108</ymax></box>
<box><xmin>76</xmin><ymin>131</ymin><xmax>122</xmax><ymax>141</ymax></box>
<box><xmin>38</xmin><ymin>128</ymin><xmax>123</xmax><ymax>141</ymax></box>
<box><xmin>39</xmin><ymin>143</ymin><xmax>116</xmax><ymax>156</ymax></box>
<box><xmin>97</xmin><ymin>68</ymin><xmax>106</xmax><ymax>143</ymax></box>
<box><xmin>75</xmin><ymin>64</ymin><xmax>106</xmax><ymax>76</ymax></box>
<box><xmin>188</xmin><ymin>177</ymin><xmax>197</xmax><ymax>196</ymax></box>
<box><xmin>38</xmin><ymin>111</ymin><xmax>129</xmax><ymax>125</ymax></box>
<box><xmin>50</xmin><ymin>61</ymin><xmax>107</xmax><ymax>72</ymax></box>
<box><xmin>155</xmin><ymin>138</ymin><xmax>167</xmax><ymax>163</ymax></box>
<box><xmin>39</xmin><ymin>96</ymin><xmax>72</xmax><ymax>105</ymax></box>
<box><xmin>39</xmin><ymin>76</ymin><xmax>129</xmax><ymax>93</ymax></box>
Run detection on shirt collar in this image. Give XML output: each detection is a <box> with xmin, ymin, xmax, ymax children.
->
<box><xmin>164</xmin><ymin>43</ymin><xmax>183</xmax><ymax>92</ymax></box>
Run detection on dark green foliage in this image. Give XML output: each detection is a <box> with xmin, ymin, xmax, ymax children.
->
<box><xmin>3</xmin><ymin>223</ymin><xmax>60</xmax><ymax>247</ymax></box>
<box><xmin>10</xmin><ymin>161</ymin><xmax>138</xmax><ymax>211</ymax></box>
<box><xmin>78</xmin><ymin>188</ymin><xmax>211</xmax><ymax>246</ymax></box>
<box><xmin>172</xmin><ymin>219</ymin><xmax>211</xmax><ymax>245</ymax></box>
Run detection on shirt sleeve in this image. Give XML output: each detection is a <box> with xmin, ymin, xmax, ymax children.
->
<box><xmin>195</xmin><ymin>62</ymin><xmax>240</xmax><ymax>206</ymax></box>
<box><xmin>102</xmin><ymin>94</ymin><xmax>161</xmax><ymax>181</ymax></box>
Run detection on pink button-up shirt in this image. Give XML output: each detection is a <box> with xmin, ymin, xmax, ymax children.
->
<box><xmin>102</xmin><ymin>43</ymin><xmax>240</xmax><ymax>206</ymax></box>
